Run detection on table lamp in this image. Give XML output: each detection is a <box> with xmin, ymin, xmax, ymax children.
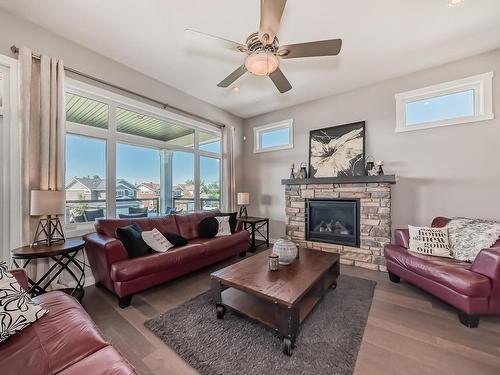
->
<box><xmin>30</xmin><ymin>190</ymin><xmax>66</xmax><ymax>246</ymax></box>
<box><xmin>237</xmin><ymin>192</ymin><xmax>250</xmax><ymax>218</ymax></box>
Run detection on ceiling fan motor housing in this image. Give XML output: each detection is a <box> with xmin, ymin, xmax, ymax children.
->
<box><xmin>245</xmin><ymin>32</ymin><xmax>279</xmax><ymax>54</ymax></box>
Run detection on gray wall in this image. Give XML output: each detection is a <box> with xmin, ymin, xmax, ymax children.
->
<box><xmin>0</xmin><ymin>9</ymin><xmax>245</xmax><ymax>193</ymax></box>
<box><xmin>243</xmin><ymin>49</ymin><xmax>500</xmax><ymax>240</ymax></box>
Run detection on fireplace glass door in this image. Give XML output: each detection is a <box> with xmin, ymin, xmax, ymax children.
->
<box><xmin>307</xmin><ymin>199</ymin><xmax>360</xmax><ymax>247</ymax></box>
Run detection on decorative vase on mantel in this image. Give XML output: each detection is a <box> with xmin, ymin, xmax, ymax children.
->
<box><xmin>273</xmin><ymin>238</ymin><xmax>298</xmax><ymax>265</ymax></box>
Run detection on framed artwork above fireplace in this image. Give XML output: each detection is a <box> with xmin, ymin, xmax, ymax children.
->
<box><xmin>309</xmin><ymin>121</ymin><xmax>365</xmax><ymax>178</ymax></box>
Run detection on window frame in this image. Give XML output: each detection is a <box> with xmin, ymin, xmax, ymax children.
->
<box><xmin>395</xmin><ymin>72</ymin><xmax>494</xmax><ymax>133</ymax></box>
<box><xmin>253</xmin><ymin>119</ymin><xmax>294</xmax><ymax>153</ymax></box>
<box><xmin>64</xmin><ymin>78</ymin><xmax>222</xmax><ymax>235</ymax></box>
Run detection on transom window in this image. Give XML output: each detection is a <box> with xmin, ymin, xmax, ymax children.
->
<box><xmin>253</xmin><ymin>119</ymin><xmax>293</xmax><ymax>153</ymax></box>
<box><xmin>395</xmin><ymin>72</ymin><xmax>494</xmax><ymax>132</ymax></box>
<box><xmin>64</xmin><ymin>79</ymin><xmax>222</xmax><ymax>228</ymax></box>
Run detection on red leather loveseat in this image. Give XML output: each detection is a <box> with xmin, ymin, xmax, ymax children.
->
<box><xmin>0</xmin><ymin>269</ymin><xmax>136</xmax><ymax>375</ymax></box>
<box><xmin>384</xmin><ymin>217</ymin><xmax>500</xmax><ymax>328</ymax></box>
<box><xmin>84</xmin><ymin>212</ymin><xmax>249</xmax><ymax>308</ymax></box>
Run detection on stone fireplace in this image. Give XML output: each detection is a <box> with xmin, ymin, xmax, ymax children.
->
<box><xmin>282</xmin><ymin>175</ymin><xmax>396</xmax><ymax>271</ymax></box>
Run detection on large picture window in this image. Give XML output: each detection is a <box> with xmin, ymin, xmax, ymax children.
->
<box><xmin>64</xmin><ymin>79</ymin><xmax>222</xmax><ymax>231</ymax></box>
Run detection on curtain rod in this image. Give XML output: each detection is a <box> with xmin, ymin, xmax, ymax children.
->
<box><xmin>10</xmin><ymin>45</ymin><xmax>225</xmax><ymax>129</ymax></box>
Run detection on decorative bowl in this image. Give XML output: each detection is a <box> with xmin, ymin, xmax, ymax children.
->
<box><xmin>273</xmin><ymin>238</ymin><xmax>298</xmax><ymax>265</ymax></box>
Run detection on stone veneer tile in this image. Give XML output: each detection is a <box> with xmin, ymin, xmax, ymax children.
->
<box><xmin>284</xmin><ymin>181</ymin><xmax>392</xmax><ymax>272</ymax></box>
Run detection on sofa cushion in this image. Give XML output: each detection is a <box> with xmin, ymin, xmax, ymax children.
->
<box><xmin>189</xmin><ymin>230</ymin><xmax>250</xmax><ymax>255</ymax></box>
<box><xmin>116</xmin><ymin>224</ymin><xmax>152</xmax><ymax>258</ymax></box>
<box><xmin>198</xmin><ymin>216</ymin><xmax>219</xmax><ymax>238</ymax></box>
<box><xmin>0</xmin><ymin>262</ymin><xmax>48</xmax><ymax>343</ymax></box>
<box><xmin>58</xmin><ymin>345</ymin><xmax>137</xmax><ymax>375</ymax></box>
<box><xmin>164</xmin><ymin>232</ymin><xmax>188</xmax><ymax>247</ymax></box>
<box><xmin>110</xmin><ymin>244</ymin><xmax>206</xmax><ymax>282</ymax></box>
<box><xmin>214</xmin><ymin>212</ymin><xmax>238</xmax><ymax>233</ymax></box>
<box><xmin>0</xmin><ymin>291</ymin><xmax>109</xmax><ymax>375</ymax></box>
<box><xmin>174</xmin><ymin>212</ymin><xmax>213</xmax><ymax>240</ymax></box>
<box><xmin>95</xmin><ymin>215</ymin><xmax>178</xmax><ymax>238</ymax></box>
<box><xmin>385</xmin><ymin>245</ymin><xmax>491</xmax><ymax>297</ymax></box>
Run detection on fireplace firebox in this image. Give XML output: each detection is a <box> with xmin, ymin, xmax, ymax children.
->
<box><xmin>306</xmin><ymin>199</ymin><xmax>360</xmax><ymax>247</ymax></box>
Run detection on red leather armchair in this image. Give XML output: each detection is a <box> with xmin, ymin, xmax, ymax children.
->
<box><xmin>84</xmin><ymin>212</ymin><xmax>250</xmax><ymax>308</ymax></box>
<box><xmin>0</xmin><ymin>269</ymin><xmax>136</xmax><ymax>375</ymax></box>
<box><xmin>384</xmin><ymin>217</ymin><xmax>500</xmax><ymax>328</ymax></box>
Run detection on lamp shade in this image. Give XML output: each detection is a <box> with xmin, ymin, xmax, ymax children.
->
<box><xmin>30</xmin><ymin>190</ymin><xmax>66</xmax><ymax>216</ymax></box>
<box><xmin>237</xmin><ymin>192</ymin><xmax>250</xmax><ymax>205</ymax></box>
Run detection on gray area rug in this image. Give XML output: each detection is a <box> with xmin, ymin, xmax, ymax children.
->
<box><xmin>145</xmin><ymin>275</ymin><xmax>376</xmax><ymax>375</ymax></box>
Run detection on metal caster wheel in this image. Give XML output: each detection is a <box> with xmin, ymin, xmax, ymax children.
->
<box><xmin>331</xmin><ymin>281</ymin><xmax>338</xmax><ymax>290</ymax></box>
<box><xmin>216</xmin><ymin>304</ymin><xmax>226</xmax><ymax>319</ymax></box>
<box><xmin>282</xmin><ymin>337</ymin><xmax>293</xmax><ymax>356</ymax></box>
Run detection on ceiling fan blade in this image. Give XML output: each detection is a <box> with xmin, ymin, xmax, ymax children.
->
<box><xmin>217</xmin><ymin>65</ymin><xmax>248</xmax><ymax>87</ymax></box>
<box><xmin>278</xmin><ymin>39</ymin><xmax>342</xmax><ymax>59</ymax></box>
<box><xmin>259</xmin><ymin>0</ymin><xmax>287</xmax><ymax>45</ymax></box>
<box><xmin>185</xmin><ymin>29</ymin><xmax>247</xmax><ymax>52</ymax></box>
<box><xmin>269</xmin><ymin>67</ymin><xmax>292</xmax><ymax>93</ymax></box>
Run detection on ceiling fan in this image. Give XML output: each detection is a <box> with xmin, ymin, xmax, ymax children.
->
<box><xmin>185</xmin><ymin>0</ymin><xmax>342</xmax><ymax>93</ymax></box>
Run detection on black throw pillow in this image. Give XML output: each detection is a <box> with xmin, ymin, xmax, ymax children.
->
<box><xmin>163</xmin><ymin>232</ymin><xmax>188</xmax><ymax>247</ymax></box>
<box><xmin>115</xmin><ymin>223</ymin><xmax>152</xmax><ymax>258</ymax></box>
<box><xmin>214</xmin><ymin>212</ymin><xmax>237</xmax><ymax>233</ymax></box>
<box><xmin>198</xmin><ymin>217</ymin><xmax>219</xmax><ymax>238</ymax></box>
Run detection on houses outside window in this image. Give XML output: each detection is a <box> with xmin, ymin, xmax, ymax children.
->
<box><xmin>64</xmin><ymin>78</ymin><xmax>222</xmax><ymax>229</ymax></box>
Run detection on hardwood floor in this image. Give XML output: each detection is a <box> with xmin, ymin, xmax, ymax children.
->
<box><xmin>82</xmin><ymin>251</ymin><xmax>500</xmax><ymax>375</ymax></box>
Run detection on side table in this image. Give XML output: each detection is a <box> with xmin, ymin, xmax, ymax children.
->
<box><xmin>11</xmin><ymin>238</ymin><xmax>86</xmax><ymax>300</ymax></box>
<box><xmin>237</xmin><ymin>216</ymin><xmax>270</xmax><ymax>252</ymax></box>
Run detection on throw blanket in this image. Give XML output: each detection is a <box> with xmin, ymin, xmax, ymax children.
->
<box><xmin>447</xmin><ymin>217</ymin><xmax>500</xmax><ymax>262</ymax></box>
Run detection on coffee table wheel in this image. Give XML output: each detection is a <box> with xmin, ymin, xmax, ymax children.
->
<box><xmin>216</xmin><ymin>304</ymin><xmax>226</xmax><ymax>319</ymax></box>
<box><xmin>331</xmin><ymin>281</ymin><xmax>338</xmax><ymax>290</ymax></box>
<box><xmin>282</xmin><ymin>337</ymin><xmax>293</xmax><ymax>356</ymax></box>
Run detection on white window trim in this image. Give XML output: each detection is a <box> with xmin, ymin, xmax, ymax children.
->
<box><xmin>395</xmin><ymin>72</ymin><xmax>494</xmax><ymax>133</ymax></box>
<box><xmin>64</xmin><ymin>78</ymin><xmax>222</xmax><ymax>236</ymax></box>
<box><xmin>0</xmin><ymin>54</ymin><xmax>21</xmax><ymax>258</ymax></box>
<box><xmin>253</xmin><ymin>118</ymin><xmax>294</xmax><ymax>153</ymax></box>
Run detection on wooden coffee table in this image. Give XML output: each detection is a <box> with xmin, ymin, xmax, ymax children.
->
<box><xmin>210</xmin><ymin>248</ymin><xmax>340</xmax><ymax>356</ymax></box>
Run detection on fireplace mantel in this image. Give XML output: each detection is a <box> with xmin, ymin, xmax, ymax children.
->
<box><xmin>281</xmin><ymin>174</ymin><xmax>397</xmax><ymax>186</ymax></box>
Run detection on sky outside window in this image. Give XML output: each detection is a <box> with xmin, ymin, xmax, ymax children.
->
<box><xmin>261</xmin><ymin>127</ymin><xmax>290</xmax><ymax>149</ymax></box>
<box><xmin>406</xmin><ymin>89</ymin><xmax>475</xmax><ymax>125</ymax></box>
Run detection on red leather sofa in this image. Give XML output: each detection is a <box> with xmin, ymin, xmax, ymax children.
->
<box><xmin>84</xmin><ymin>212</ymin><xmax>249</xmax><ymax>308</ymax></box>
<box><xmin>384</xmin><ymin>217</ymin><xmax>500</xmax><ymax>328</ymax></box>
<box><xmin>0</xmin><ymin>269</ymin><xmax>136</xmax><ymax>375</ymax></box>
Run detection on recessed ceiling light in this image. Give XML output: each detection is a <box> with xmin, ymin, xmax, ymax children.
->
<box><xmin>232</xmin><ymin>86</ymin><xmax>240</xmax><ymax>92</ymax></box>
<box><xmin>448</xmin><ymin>0</ymin><xmax>464</xmax><ymax>7</ymax></box>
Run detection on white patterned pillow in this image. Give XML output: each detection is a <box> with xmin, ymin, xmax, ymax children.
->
<box><xmin>215</xmin><ymin>216</ymin><xmax>232</xmax><ymax>237</ymax></box>
<box><xmin>141</xmin><ymin>228</ymin><xmax>174</xmax><ymax>252</ymax></box>
<box><xmin>0</xmin><ymin>261</ymin><xmax>48</xmax><ymax>343</ymax></box>
<box><xmin>408</xmin><ymin>225</ymin><xmax>452</xmax><ymax>258</ymax></box>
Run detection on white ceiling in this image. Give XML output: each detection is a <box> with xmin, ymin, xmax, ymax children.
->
<box><xmin>2</xmin><ymin>0</ymin><xmax>500</xmax><ymax>119</ymax></box>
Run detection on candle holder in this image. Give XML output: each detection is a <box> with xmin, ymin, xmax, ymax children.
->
<box><xmin>268</xmin><ymin>253</ymin><xmax>279</xmax><ymax>271</ymax></box>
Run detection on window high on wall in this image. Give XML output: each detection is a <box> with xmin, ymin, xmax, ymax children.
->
<box><xmin>395</xmin><ymin>72</ymin><xmax>494</xmax><ymax>132</ymax></box>
<box><xmin>64</xmin><ymin>79</ymin><xmax>222</xmax><ymax>230</ymax></box>
<box><xmin>253</xmin><ymin>119</ymin><xmax>294</xmax><ymax>153</ymax></box>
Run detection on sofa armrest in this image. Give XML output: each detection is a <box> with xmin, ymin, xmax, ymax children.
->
<box><xmin>471</xmin><ymin>248</ymin><xmax>500</xmax><ymax>281</ymax></box>
<box><xmin>394</xmin><ymin>229</ymin><xmax>409</xmax><ymax>249</ymax></box>
<box><xmin>10</xmin><ymin>268</ymin><xmax>29</xmax><ymax>291</ymax></box>
<box><xmin>83</xmin><ymin>232</ymin><xmax>129</xmax><ymax>290</ymax></box>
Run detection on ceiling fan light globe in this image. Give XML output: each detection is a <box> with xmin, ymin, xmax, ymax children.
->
<box><xmin>245</xmin><ymin>51</ymin><xmax>279</xmax><ymax>76</ymax></box>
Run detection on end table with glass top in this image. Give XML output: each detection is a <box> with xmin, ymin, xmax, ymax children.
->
<box><xmin>237</xmin><ymin>216</ymin><xmax>270</xmax><ymax>252</ymax></box>
<box><xmin>11</xmin><ymin>238</ymin><xmax>86</xmax><ymax>301</ymax></box>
